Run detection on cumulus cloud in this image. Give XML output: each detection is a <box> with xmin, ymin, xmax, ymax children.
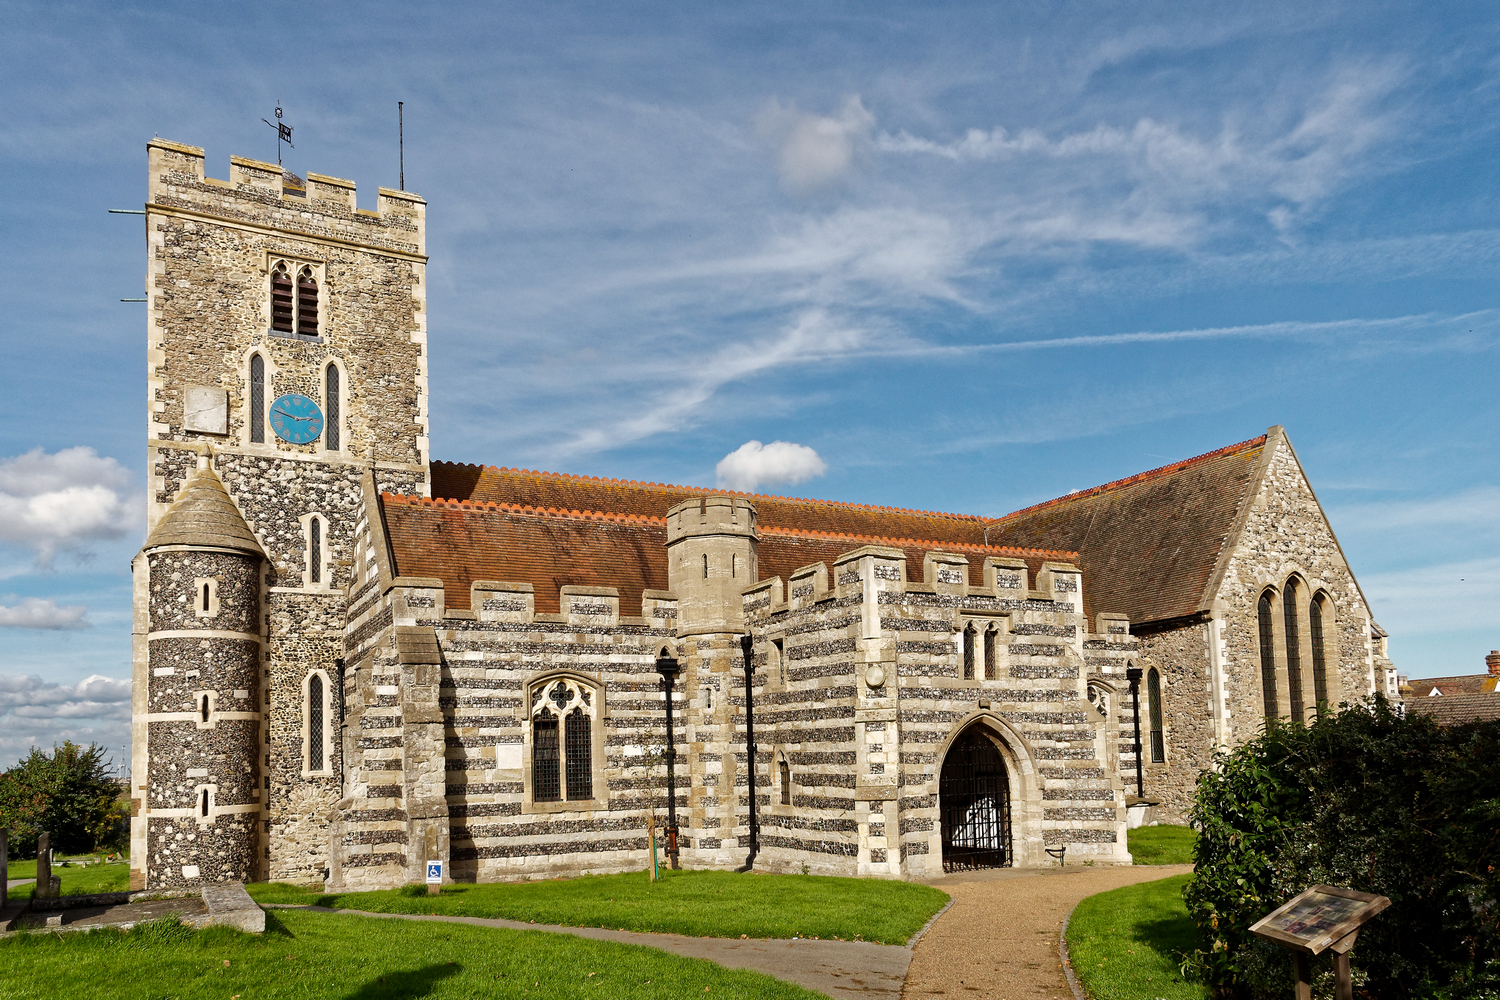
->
<box><xmin>0</xmin><ymin>673</ymin><xmax>132</xmax><ymax>766</ymax></box>
<box><xmin>756</xmin><ymin>96</ymin><xmax>874</xmax><ymax>192</ymax></box>
<box><xmin>0</xmin><ymin>447</ymin><xmax>142</xmax><ymax>568</ymax></box>
<box><xmin>0</xmin><ymin>597</ymin><xmax>89</xmax><ymax>629</ymax></box>
<box><xmin>716</xmin><ymin>440</ymin><xmax>828</xmax><ymax>492</ymax></box>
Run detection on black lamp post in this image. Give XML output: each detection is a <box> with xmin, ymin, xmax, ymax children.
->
<box><xmin>656</xmin><ymin>653</ymin><xmax>681</xmax><ymax>870</ymax></box>
<box><xmin>1125</xmin><ymin>666</ymin><xmax>1144</xmax><ymax>797</ymax></box>
<box><xmin>737</xmin><ymin>634</ymin><xmax>759</xmax><ymax>872</ymax></box>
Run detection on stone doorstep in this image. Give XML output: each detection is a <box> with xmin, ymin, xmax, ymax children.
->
<box><xmin>6</xmin><ymin>882</ymin><xmax>265</xmax><ymax>936</ymax></box>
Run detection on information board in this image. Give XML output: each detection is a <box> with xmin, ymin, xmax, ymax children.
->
<box><xmin>1250</xmin><ymin>885</ymin><xmax>1390</xmax><ymax>955</ymax></box>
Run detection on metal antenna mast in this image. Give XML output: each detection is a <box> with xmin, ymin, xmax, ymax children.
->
<box><xmin>261</xmin><ymin>104</ymin><xmax>294</xmax><ymax>165</ymax></box>
<box><xmin>399</xmin><ymin>101</ymin><xmax>404</xmax><ymax>190</ymax></box>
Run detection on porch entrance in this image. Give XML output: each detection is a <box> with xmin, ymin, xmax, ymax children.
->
<box><xmin>939</xmin><ymin>726</ymin><xmax>1013</xmax><ymax>871</ymax></box>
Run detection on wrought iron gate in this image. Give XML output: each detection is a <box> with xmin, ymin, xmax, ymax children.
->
<box><xmin>939</xmin><ymin>727</ymin><xmax>1013</xmax><ymax>871</ymax></box>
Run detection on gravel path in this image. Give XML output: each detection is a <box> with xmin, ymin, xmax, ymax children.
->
<box><xmin>904</xmin><ymin>864</ymin><xmax>1193</xmax><ymax>1000</ymax></box>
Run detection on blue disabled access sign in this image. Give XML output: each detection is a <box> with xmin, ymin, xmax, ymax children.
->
<box><xmin>426</xmin><ymin>861</ymin><xmax>443</xmax><ymax>884</ymax></box>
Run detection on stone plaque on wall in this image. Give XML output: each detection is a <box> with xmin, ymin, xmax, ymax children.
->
<box><xmin>184</xmin><ymin>386</ymin><xmax>228</xmax><ymax>435</ymax></box>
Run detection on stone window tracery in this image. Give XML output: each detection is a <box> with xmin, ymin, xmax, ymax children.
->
<box><xmin>1147</xmin><ymin>668</ymin><xmax>1165</xmax><ymax>763</ymax></box>
<box><xmin>530</xmin><ymin>677</ymin><xmax>597</xmax><ymax>803</ymax></box>
<box><xmin>1283</xmin><ymin>579</ymin><xmax>1304</xmax><ymax>723</ymax></box>
<box><xmin>962</xmin><ymin>623</ymin><xmax>977</xmax><ymax>680</ymax></box>
<box><xmin>324</xmin><ymin>363</ymin><xmax>341</xmax><ymax>451</ymax></box>
<box><xmin>1310</xmin><ymin>593</ymin><xmax>1330</xmax><ymax>710</ymax></box>
<box><xmin>982</xmin><ymin>626</ymin><xmax>997</xmax><ymax>680</ymax></box>
<box><xmin>249</xmin><ymin>353</ymin><xmax>266</xmax><ymax>444</ymax></box>
<box><xmin>779</xmin><ymin>758</ymin><xmax>791</xmax><ymax>805</ymax></box>
<box><xmin>268</xmin><ymin>258</ymin><xmax>323</xmax><ymax>340</ymax></box>
<box><xmin>303</xmin><ymin>670</ymin><xmax>333</xmax><ymax>776</ymax></box>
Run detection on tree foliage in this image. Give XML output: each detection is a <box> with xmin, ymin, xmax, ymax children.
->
<box><xmin>0</xmin><ymin>741</ymin><xmax>124</xmax><ymax>858</ymax></box>
<box><xmin>1183</xmin><ymin>698</ymin><xmax>1500</xmax><ymax>999</ymax></box>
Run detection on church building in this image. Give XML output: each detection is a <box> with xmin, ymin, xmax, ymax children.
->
<box><xmin>127</xmin><ymin>139</ymin><xmax>1395</xmax><ymax>891</ymax></box>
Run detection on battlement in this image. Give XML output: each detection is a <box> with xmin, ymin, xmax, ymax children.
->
<box><xmin>146</xmin><ymin>138</ymin><xmax>426</xmax><ymax>258</ymax></box>
<box><xmin>665</xmin><ymin>495</ymin><xmax>758</xmax><ymax>543</ymax></box>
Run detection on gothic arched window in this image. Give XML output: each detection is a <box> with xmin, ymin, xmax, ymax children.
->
<box><xmin>1147</xmin><ymin>668</ymin><xmax>1165</xmax><ymax>763</ymax></box>
<box><xmin>1310</xmin><ymin>594</ymin><xmax>1330</xmax><ymax>711</ymax></box>
<box><xmin>779</xmin><ymin>759</ymin><xmax>791</xmax><ymax>805</ymax></box>
<box><xmin>297</xmin><ymin>266</ymin><xmax>319</xmax><ymax>338</ymax></box>
<box><xmin>324</xmin><ymin>363</ymin><xmax>340</xmax><ymax>451</ymax></box>
<box><xmin>1283</xmin><ymin>580</ymin><xmax>1304</xmax><ymax>723</ymax></box>
<box><xmin>307</xmin><ymin>516</ymin><xmax>322</xmax><ymax>586</ymax></box>
<box><xmin>249</xmin><ymin>353</ymin><xmax>265</xmax><ymax>444</ymax></box>
<box><xmin>530</xmin><ymin>678</ymin><xmax>597</xmax><ymax>804</ymax></box>
<box><xmin>1257</xmin><ymin>590</ymin><xmax>1279</xmax><ymax>719</ymax></box>
<box><xmin>982</xmin><ymin>627</ymin><xmax>997</xmax><ymax>680</ymax></box>
<box><xmin>270</xmin><ymin>262</ymin><xmax>294</xmax><ymax>332</ymax></box>
<box><xmin>307</xmin><ymin>673</ymin><xmax>325</xmax><ymax>772</ymax></box>
<box><xmin>962</xmin><ymin>624</ymin><xmax>977</xmax><ymax>681</ymax></box>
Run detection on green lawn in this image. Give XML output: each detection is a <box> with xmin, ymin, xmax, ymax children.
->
<box><xmin>247</xmin><ymin>868</ymin><xmax>949</xmax><ymax>944</ymax></box>
<box><xmin>1127</xmin><ymin>824</ymin><xmax>1197</xmax><ymax>865</ymax></box>
<box><xmin>6</xmin><ymin>860</ymin><xmax>131</xmax><ymax>900</ymax></box>
<box><xmin>1066</xmin><ymin>872</ymin><xmax>1208</xmax><ymax>1000</ymax></box>
<box><xmin>0</xmin><ymin>908</ymin><xmax>825</xmax><ymax>1000</ymax></box>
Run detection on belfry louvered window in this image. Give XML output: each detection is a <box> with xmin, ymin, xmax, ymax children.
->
<box><xmin>297</xmin><ymin>266</ymin><xmax>319</xmax><ymax>337</ymax></box>
<box><xmin>531</xmin><ymin>678</ymin><xmax>596</xmax><ymax>804</ymax></box>
<box><xmin>1283</xmin><ymin>581</ymin><xmax>1304</xmax><ymax>723</ymax></box>
<box><xmin>249</xmin><ymin>354</ymin><xmax>265</xmax><ymax>443</ymax></box>
<box><xmin>1310</xmin><ymin>595</ymin><xmax>1329</xmax><ymax>711</ymax></box>
<box><xmin>1258</xmin><ymin>591</ymin><xmax>1279</xmax><ymax>719</ymax></box>
<box><xmin>308</xmin><ymin>674</ymin><xmax>325</xmax><ymax>772</ymax></box>
<box><xmin>270</xmin><ymin>263</ymin><xmax>295</xmax><ymax>332</ymax></box>
<box><xmin>324</xmin><ymin>363</ymin><xmax>340</xmax><ymax>451</ymax></box>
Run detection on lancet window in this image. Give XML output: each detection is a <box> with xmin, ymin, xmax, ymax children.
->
<box><xmin>1310</xmin><ymin>594</ymin><xmax>1330</xmax><ymax>710</ymax></box>
<box><xmin>531</xmin><ymin>678</ymin><xmax>596</xmax><ymax>803</ymax></box>
<box><xmin>1147</xmin><ymin>668</ymin><xmax>1165</xmax><ymax>763</ymax></box>
<box><xmin>1283</xmin><ymin>580</ymin><xmax>1304</xmax><ymax>723</ymax></box>
<box><xmin>1257</xmin><ymin>590</ymin><xmax>1279</xmax><ymax>719</ymax></box>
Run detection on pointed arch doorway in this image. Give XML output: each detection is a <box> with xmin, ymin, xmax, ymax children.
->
<box><xmin>939</xmin><ymin>726</ymin><xmax>1013</xmax><ymax>871</ymax></box>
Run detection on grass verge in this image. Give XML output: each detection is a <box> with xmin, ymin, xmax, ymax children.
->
<box><xmin>0</xmin><ymin>908</ymin><xmax>825</xmax><ymax>1000</ymax></box>
<box><xmin>1066</xmin><ymin>872</ymin><xmax>1208</xmax><ymax>1000</ymax></box>
<box><xmin>7</xmin><ymin>860</ymin><xmax>131</xmax><ymax>900</ymax></box>
<box><xmin>247</xmin><ymin>868</ymin><xmax>949</xmax><ymax>944</ymax></box>
<box><xmin>1127</xmin><ymin>824</ymin><xmax>1197</xmax><ymax>865</ymax></box>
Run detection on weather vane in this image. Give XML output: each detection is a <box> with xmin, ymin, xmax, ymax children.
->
<box><xmin>262</xmin><ymin>104</ymin><xmax>294</xmax><ymax>165</ymax></box>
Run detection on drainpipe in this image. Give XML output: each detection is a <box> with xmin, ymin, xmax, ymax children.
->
<box><xmin>656</xmin><ymin>653</ymin><xmax>682</xmax><ymax>870</ymax></box>
<box><xmin>1126</xmin><ymin>666</ymin><xmax>1144</xmax><ymax>797</ymax></box>
<box><xmin>736</xmin><ymin>633</ymin><xmax>759</xmax><ymax>872</ymax></box>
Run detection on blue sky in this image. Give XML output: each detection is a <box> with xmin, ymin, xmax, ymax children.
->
<box><xmin>1</xmin><ymin>1</ymin><xmax>1497</xmax><ymax>765</ymax></box>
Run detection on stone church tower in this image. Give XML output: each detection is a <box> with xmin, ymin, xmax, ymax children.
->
<box><xmin>128</xmin><ymin>139</ymin><xmax>430</xmax><ymax>889</ymax></box>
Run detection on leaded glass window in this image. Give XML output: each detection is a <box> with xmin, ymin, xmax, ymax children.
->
<box><xmin>1310</xmin><ymin>595</ymin><xmax>1329</xmax><ymax>711</ymax></box>
<box><xmin>533</xmin><ymin>708</ymin><xmax>561</xmax><ymax>802</ymax></box>
<box><xmin>309</xmin><ymin>517</ymin><xmax>322</xmax><ymax>585</ymax></box>
<box><xmin>565</xmin><ymin>708</ymin><xmax>591</xmax><ymax>800</ymax></box>
<box><xmin>1258</xmin><ymin>591</ymin><xmax>1278</xmax><ymax>718</ymax></box>
<box><xmin>962</xmin><ymin>624</ymin><xmax>976</xmax><ymax>681</ymax></box>
<box><xmin>1147</xmin><ymin>669</ymin><xmax>1165</xmax><ymax>763</ymax></box>
<box><xmin>308</xmin><ymin>673</ymin><xmax>325</xmax><ymax>771</ymax></box>
<box><xmin>779</xmin><ymin>759</ymin><xmax>791</xmax><ymax>805</ymax></box>
<box><xmin>249</xmin><ymin>354</ymin><xmax>265</xmax><ymax>443</ymax></box>
<box><xmin>530</xmin><ymin>677</ymin><xmax>597</xmax><ymax>803</ymax></box>
<box><xmin>325</xmin><ymin>364</ymin><xmax>340</xmax><ymax>451</ymax></box>
<box><xmin>982</xmin><ymin>628</ymin><xmax>996</xmax><ymax>680</ymax></box>
<box><xmin>1283</xmin><ymin>581</ymin><xmax>1304</xmax><ymax>723</ymax></box>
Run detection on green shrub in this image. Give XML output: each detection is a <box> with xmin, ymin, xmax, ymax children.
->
<box><xmin>1183</xmin><ymin>697</ymin><xmax>1500</xmax><ymax>1000</ymax></box>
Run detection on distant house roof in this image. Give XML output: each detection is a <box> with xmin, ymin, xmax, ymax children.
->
<box><xmin>983</xmin><ymin>435</ymin><xmax>1270</xmax><ymax>627</ymax></box>
<box><xmin>1410</xmin><ymin>674</ymin><xmax>1499</xmax><ymax>697</ymax></box>
<box><xmin>380</xmin><ymin>492</ymin><xmax>1070</xmax><ymax>616</ymax></box>
<box><xmin>1406</xmin><ymin>691</ymin><xmax>1500</xmax><ymax>726</ymax></box>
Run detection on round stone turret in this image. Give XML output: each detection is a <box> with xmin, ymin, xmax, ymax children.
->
<box><xmin>132</xmin><ymin>461</ymin><xmax>265</xmax><ymax>890</ymax></box>
<box><xmin>665</xmin><ymin>496</ymin><xmax>758</xmax><ymax>633</ymax></box>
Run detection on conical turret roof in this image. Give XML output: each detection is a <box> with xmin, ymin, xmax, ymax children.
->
<box><xmin>142</xmin><ymin>464</ymin><xmax>264</xmax><ymax>556</ymax></box>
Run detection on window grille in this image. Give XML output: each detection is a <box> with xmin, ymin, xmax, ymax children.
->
<box><xmin>565</xmin><ymin>708</ymin><xmax>591</xmax><ymax>800</ymax></box>
<box><xmin>533</xmin><ymin>709</ymin><xmax>561</xmax><ymax>802</ymax></box>
<box><xmin>1257</xmin><ymin>591</ymin><xmax>1278</xmax><ymax>718</ymax></box>
<box><xmin>962</xmin><ymin>625</ymin><xmax>976</xmax><ymax>680</ymax></box>
<box><xmin>1147</xmin><ymin>669</ymin><xmax>1165</xmax><ymax>763</ymax></box>
<box><xmin>309</xmin><ymin>517</ymin><xmax>322</xmax><ymax>585</ymax></box>
<box><xmin>325</xmin><ymin>364</ymin><xmax>340</xmax><ymax>450</ymax></box>
<box><xmin>249</xmin><ymin>354</ymin><xmax>265</xmax><ymax>443</ymax></box>
<box><xmin>1283</xmin><ymin>581</ymin><xmax>1303</xmax><ymax>723</ymax></box>
<box><xmin>982</xmin><ymin>629</ymin><xmax>996</xmax><ymax>680</ymax></box>
<box><xmin>308</xmin><ymin>674</ymin><xmax>325</xmax><ymax>771</ymax></box>
<box><xmin>939</xmin><ymin>727</ymin><xmax>1012</xmax><ymax>871</ymax></box>
<box><xmin>297</xmin><ymin>267</ymin><xmax>319</xmax><ymax>338</ymax></box>
<box><xmin>270</xmin><ymin>263</ymin><xmax>294</xmax><ymax>332</ymax></box>
<box><xmin>1310</xmin><ymin>596</ymin><xmax>1329</xmax><ymax>710</ymax></box>
<box><xmin>779</xmin><ymin>760</ymin><xmax>791</xmax><ymax>805</ymax></box>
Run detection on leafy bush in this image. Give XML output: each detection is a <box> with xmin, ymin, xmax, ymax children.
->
<box><xmin>1183</xmin><ymin>697</ymin><xmax>1500</xmax><ymax>1000</ymax></box>
<box><xmin>0</xmin><ymin>742</ymin><xmax>124</xmax><ymax>858</ymax></box>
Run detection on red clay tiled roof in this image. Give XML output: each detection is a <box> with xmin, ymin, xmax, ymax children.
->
<box><xmin>430</xmin><ymin>462</ymin><xmax>993</xmax><ymax>546</ymax></box>
<box><xmin>985</xmin><ymin>435</ymin><xmax>1269</xmax><ymax>626</ymax></box>
<box><xmin>1406</xmin><ymin>691</ymin><xmax>1500</xmax><ymax>726</ymax></box>
<box><xmin>1409</xmin><ymin>675</ymin><xmax>1499</xmax><ymax>697</ymax></box>
<box><xmin>380</xmin><ymin>494</ymin><xmax>1073</xmax><ymax>615</ymax></box>
<box><xmin>382</xmin><ymin>496</ymin><xmax>669</xmax><ymax>615</ymax></box>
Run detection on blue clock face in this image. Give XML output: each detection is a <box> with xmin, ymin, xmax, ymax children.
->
<box><xmin>269</xmin><ymin>393</ymin><xmax>325</xmax><ymax>444</ymax></box>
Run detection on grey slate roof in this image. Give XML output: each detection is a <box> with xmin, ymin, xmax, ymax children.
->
<box><xmin>142</xmin><ymin>464</ymin><xmax>264</xmax><ymax>556</ymax></box>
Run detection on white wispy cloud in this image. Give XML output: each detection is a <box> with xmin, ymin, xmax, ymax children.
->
<box><xmin>1360</xmin><ymin>557</ymin><xmax>1500</xmax><ymax>638</ymax></box>
<box><xmin>716</xmin><ymin>440</ymin><xmax>828</xmax><ymax>492</ymax></box>
<box><xmin>0</xmin><ymin>448</ymin><xmax>142</xmax><ymax>568</ymax></box>
<box><xmin>0</xmin><ymin>598</ymin><xmax>89</xmax><ymax>630</ymax></box>
<box><xmin>756</xmin><ymin>96</ymin><xmax>875</xmax><ymax>193</ymax></box>
<box><xmin>0</xmin><ymin>673</ymin><xmax>132</xmax><ymax>764</ymax></box>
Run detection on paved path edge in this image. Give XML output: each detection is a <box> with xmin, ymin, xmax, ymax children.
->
<box><xmin>1059</xmin><ymin>909</ymin><xmax>1086</xmax><ymax>1000</ymax></box>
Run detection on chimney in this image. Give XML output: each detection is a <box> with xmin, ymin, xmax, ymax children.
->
<box><xmin>1487</xmin><ymin>650</ymin><xmax>1500</xmax><ymax>678</ymax></box>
